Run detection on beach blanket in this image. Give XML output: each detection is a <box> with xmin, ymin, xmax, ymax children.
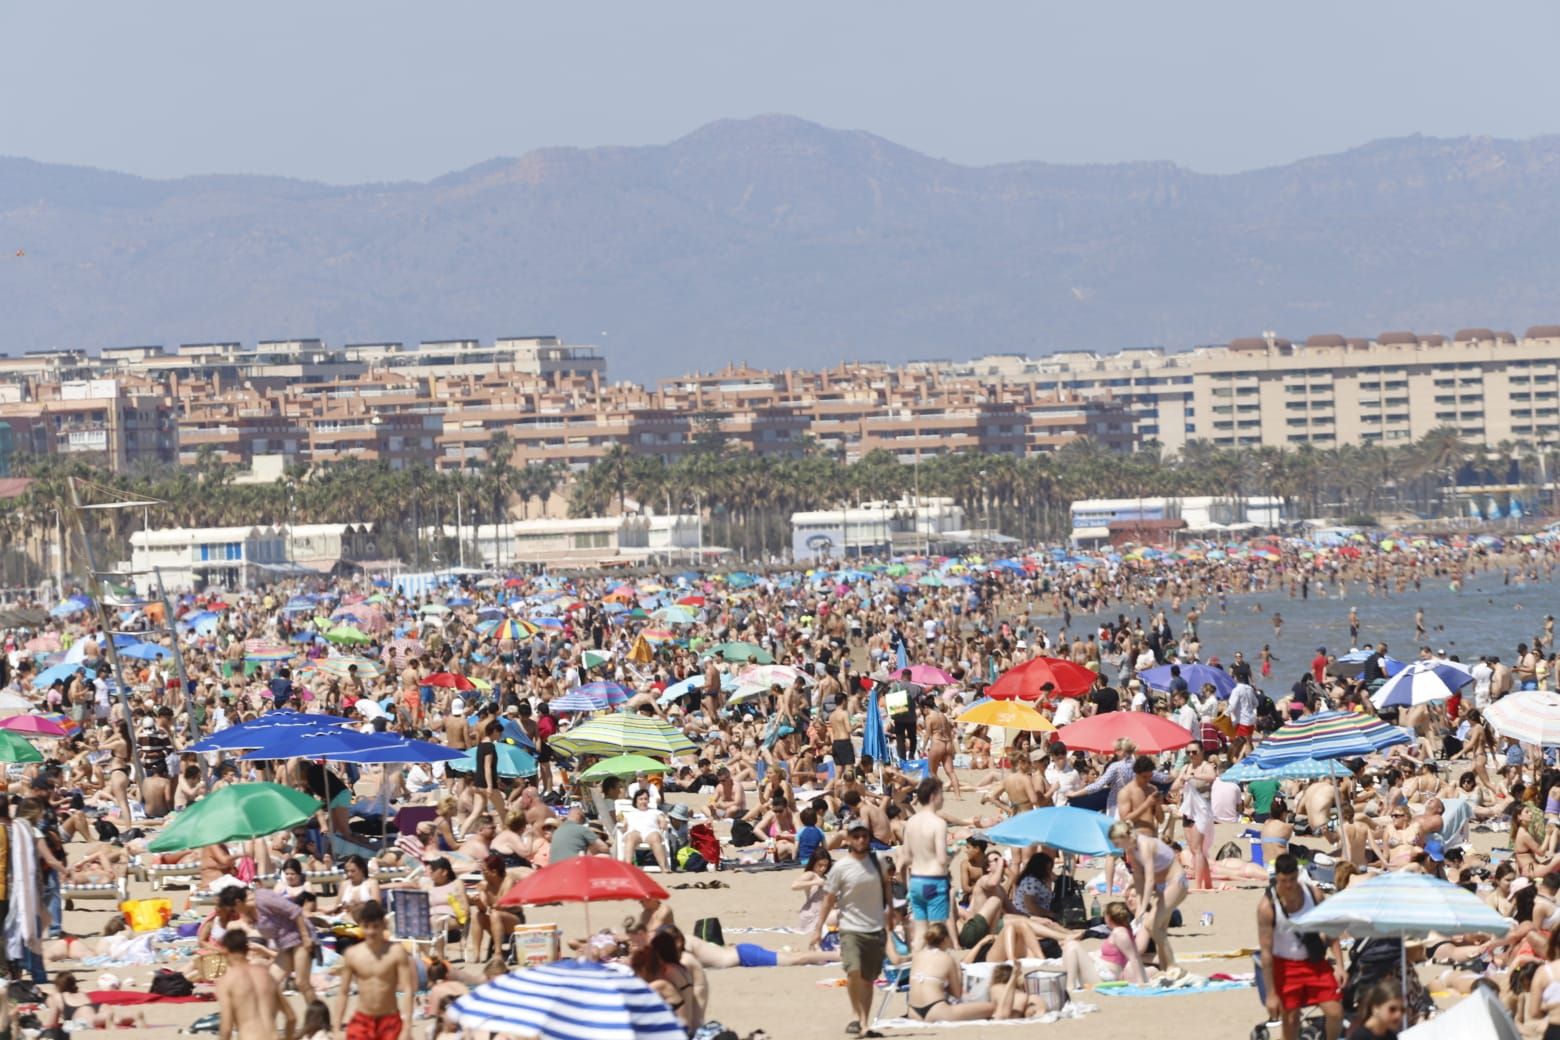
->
<box><xmin>875</xmin><ymin>1003</ymin><xmax>1097</xmax><ymax>1028</ymax></box>
<box><xmin>1096</xmin><ymin>979</ymin><xmax>1251</xmax><ymax>998</ymax></box>
<box><xmin>88</xmin><ymin>991</ymin><xmax>215</xmax><ymax>1005</ymax></box>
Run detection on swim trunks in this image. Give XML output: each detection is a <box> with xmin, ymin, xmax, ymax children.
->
<box><xmin>908</xmin><ymin>874</ymin><xmax>951</xmax><ymax>923</ymax></box>
<box><xmin>735</xmin><ymin>942</ymin><xmax>779</xmax><ymax>968</ymax></box>
<box><xmin>831</xmin><ymin>738</ymin><xmax>856</xmax><ymax>766</ymax></box>
<box><xmin>346</xmin><ymin>1012</ymin><xmax>403</xmax><ymax>1040</ymax></box>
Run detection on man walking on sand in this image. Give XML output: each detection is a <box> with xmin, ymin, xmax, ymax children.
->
<box><xmin>808</xmin><ymin>819</ymin><xmax>891</xmax><ymax>1038</ymax></box>
<box><xmin>216</xmin><ymin>930</ymin><xmax>296</xmax><ymax>1040</ymax></box>
<box><xmin>903</xmin><ymin>777</ymin><xmax>956</xmax><ymax>951</ymax></box>
<box><xmin>334</xmin><ymin>900</ymin><xmax>416</xmax><ymax>1040</ymax></box>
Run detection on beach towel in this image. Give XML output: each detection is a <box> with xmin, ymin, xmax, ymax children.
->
<box><xmin>874</xmin><ymin>1003</ymin><xmax>1097</xmax><ymax>1028</ymax></box>
<box><xmin>88</xmin><ymin>990</ymin><xmax>215</xmax><ymax>1005</ymax></box>
<box><xmin>1435</xmin><ymin>798</ymin><xmax>1472</xmax><ymax>847</ymax></box>
<box><xmin>1096</xmin><ymin>978</ymin><xmax>1251</xmax><ymax>997</ymax></box>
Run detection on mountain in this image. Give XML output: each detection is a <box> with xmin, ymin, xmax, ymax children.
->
<box><xmin>5</xmin><ymin>115</ymin><xmax>1560</xmax><ymax>381</ymax></box>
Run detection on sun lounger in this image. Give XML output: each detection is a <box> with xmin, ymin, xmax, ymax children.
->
<box><xmin>63</xmin><ymin>878</ymin><xmax>128</xmax><ymax>904</ymax></box>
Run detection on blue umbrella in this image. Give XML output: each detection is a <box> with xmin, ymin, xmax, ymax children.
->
<box><xmin>330</xmin><ymin>737</ymin><xmax>465</xmax><ymax>764</ymax></box>
<box><xmin>498</xmin><ymin>718</ymin><xmax>538</xmax><ymax>751</ymax></box>
<box><xmin>1370</xmin><ymin>660</ymin><xmax>1467</xmax><ymax>710</ymax></box>
<box><xmin>188</xmin><ymin>711</ymin><xmax>354</xmax><ymax>752</ymax></box>
<box><xmin>1224</xmin><ymin>757</ymin><xmax>1352</xmax><ymax>783</ymax></box>
<box><xmin>179</xmin><ymin>610</ymin><xmax>222</xmax><ymax>636</ymax></box>
<box><xmin>31</xmin><ymin>662</ymin><xmax>91</xmax><ymax>690</ymax></box>
<box><xmin>1137</xmin><ymin>663</ymin><xmax>1235</xmax><ymax>697</ymax></box>
<box><xmin>449</xmin><ymin>960</ymin><xmax>684</xmax><ymax>1040</ymax></box>
<box><xmin>983</xmin><ymin>806</ymin><xmax>1116</xmax><ymax>857</ymax></box>
<box><xmin>1334</xmin><ymin>649</ymin><xmax>1406</xmax><ymax>677</ymax></box>
<box><xmin>448</xmin><ymin>743</ymin><xmax>538</xmax><ymax>778</ymax></box>
<box><xmin>118</xmin><ymin>642</ymin><xmax>172</xmax><ymax>661</ymax></box>
<box><xmin>862</xmin><ymin>685</ymin><xmax>890</xmax><ymax>766</ymax></box>
<box><xmin>552</xmin><ymin>691</ymin><xmax>613</xmax><ymax>713</ymax></box>
<box><xmin>240</xmin><ymin>727</ymin><xmax>409</xmax><ymax>761</ymax></box>
<box><xmin>50</xmin><ymin>596</ymin><xmax>92</xmax><ymax>618</ymax></box>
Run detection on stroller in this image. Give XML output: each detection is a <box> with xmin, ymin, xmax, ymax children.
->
<box><xmin>1342</xmin><ymin>938</ymin><xmax>1434</xmax><ymax>1023</ymax></box>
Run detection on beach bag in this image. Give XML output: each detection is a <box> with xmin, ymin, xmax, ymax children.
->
<box><xmin>689</xmin><ymin>823</ymin><xmax>721</xmax><ymax>868</ymax></box>
<box><xmin>149</xmin><ymin>970</ymin><xmax>194</xmax><ymax>998</ymax></box>
<box><xmin>675</xmin><ymin>847</ymin><xmax>709</xmax><ymax>873</ymax></box>
<box><xmin>693</xmin><ymin>917</ymin><xmax>724</xmax><ymax>946</ymax></box>
<box><xmin>121</xmin><ymin>897</ymin><xmax>173</xmax><ymax>933</ymax></box>
<box><xmin>729</xmin><ymin>819</ymin><xmax>759</xmax><ymax>847</ymax></box>
<box><xmin>1052</xmin><ymin>874</ymin><xmax>1088</xmax><ymax>928</ymax></box>
<box><xmin>234</xmin><ymin>856</ymin><xmax>258</xmax><ymax>883</ymax></box>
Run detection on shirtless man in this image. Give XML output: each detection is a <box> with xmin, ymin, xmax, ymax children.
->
<box><xmin>441</xmin><ymin>701</ymin><xmax>472</xmax><ymax>751</ymax></box>
<box><xmin>827</xmin><ymin>699</ymin><xmax>855</xmax><ymax>768</ymax></box>
<box><xmin>216</xmin><ymin>930</ymin><xmax>296</xmax><ymax>1040</ymax></box>
<box><xmin>903</xmin><ymin>777</ymin><xmax>957</xmax><ymax>951</ymax></box>
<box><xmin>841</xmin><ymin>789</ymin><xmax>892</xmax><ymax>850</ymax></box>
<box><xmin>1115</xmin><ymin>757</ymin><xmax>1163</xmax><ymax>835</ymax></box>
<box><xmin>334</xmin><ymin>900</ymin><xmax>415</xmax><ymax>1040</ymax></box>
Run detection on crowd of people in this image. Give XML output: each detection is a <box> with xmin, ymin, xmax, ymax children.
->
<box><xmin>0</xmin><ymin>532</ymin><xmax>1554</xmax><ymax>1039</ymax></box>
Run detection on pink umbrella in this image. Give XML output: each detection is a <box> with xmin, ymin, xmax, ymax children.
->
<box><xmin>907</xmin><ymin>664</ymin><xmax>955</xmax><ymax>686</ymax></box>
<box><xmin>0</xmin><ymin>715</ymin><xmax>68</xmax><ymax>738</ymax></box>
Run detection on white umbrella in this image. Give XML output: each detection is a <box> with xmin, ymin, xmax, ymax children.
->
<box><xmin>1370</xmin><ymin>660</ymin><xmax>1461</xmax><ymax>710</ymax></box>
<box><xmin>1485</xmin><ymin>690</ymin><xmax>1560</xmax><ymax>746</ymax></box>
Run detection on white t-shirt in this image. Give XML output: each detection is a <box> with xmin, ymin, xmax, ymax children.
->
<box><xmin>1046</xmin><ymin>763</ymin><xmax>1082</xmax><ymax>796</ymax></box>
<box><xmin>1230</xmin><ymin>684</ymin><xmax>1258</xmax><ymax>726</ymax></box>
<box><xmin>1052</xmin><ymin>698</ymin><xmax>1079</xmax><ymax>728</ymax></box>
<box><xmin>1472</xmin><ymin>662</ymin><xmax>1494</xmax><ymax>707</ymax></box>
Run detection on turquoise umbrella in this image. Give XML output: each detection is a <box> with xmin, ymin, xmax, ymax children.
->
<box><xmin>449</xmin><ymin>742</ymin><xmax>538</xmax><ymax>778</ymax></box>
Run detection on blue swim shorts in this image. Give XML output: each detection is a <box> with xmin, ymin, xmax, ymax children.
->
<box><xmin>908</xmin><ymin>874</ymin><xmax>951</xmax><ymax>923</ymax></box>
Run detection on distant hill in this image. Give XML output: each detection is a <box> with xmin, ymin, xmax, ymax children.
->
<box><xmin>5</xmin><ymin>115</ymin><xmax>1560</xmax><ymax>381</ymax></box>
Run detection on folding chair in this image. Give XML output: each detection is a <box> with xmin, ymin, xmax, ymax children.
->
<box><xmin>388</xmin><ymin>888</ymin><xmax>437</xmax><ymax>952</ymax></box>
<box><xmin>873</xmin><ymin>962</ymin><xmax>912</xmax><ymax>1024</ymax></box>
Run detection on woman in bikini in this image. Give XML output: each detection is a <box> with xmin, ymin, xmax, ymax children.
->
<box><xmin>1061</xmin><ymin>901</ymin><xmax>1154</xmax><ymax>990</ymax></box>
<box><xmin>103</xmin><ymin>720</ymin><xmax>135</xmax><ymax>824</ymax></box>
<box><xmin>334</xmin><ymin>854</ymin><xmax>380</xmax><ymax>914</ymax></box>
<box><xmin>921</xmin><ymin>697</ymin><xmax>963</xmax><ymax>797</ymax></box>
<box><xmin>906</xmin><ymin>923</ymin><xmax>996</xmax><ymax>1021</ymax></box>
<box><xmin>1110</xmin><ymin>821</ymin><xmax>1188</xmax><ymax>972</ymax></box>
<box><xmin>753</xmin><ymin>795</ymin><xmax>799</xmax><ymax>861</ymax></box>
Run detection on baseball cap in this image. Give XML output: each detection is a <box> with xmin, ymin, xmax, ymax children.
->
<box><xmin>846</xmin><ymin>818</ymin><xmax>872</xmax><ymax>834</ymax></box>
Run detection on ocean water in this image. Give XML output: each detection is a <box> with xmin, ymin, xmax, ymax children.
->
<box><xmin>1053</xmin><ymin>566</ymin><xmax>1559</xmax><ymax>680</ymax></box>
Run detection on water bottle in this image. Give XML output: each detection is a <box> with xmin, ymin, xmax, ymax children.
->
<box><xmin>1089</xmin><ymin>894</ymin><xmax>1101</xmax><ymax>920</ymax></box>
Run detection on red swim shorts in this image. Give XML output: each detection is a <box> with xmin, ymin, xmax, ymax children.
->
<box><xmin>347</xmin><ymin>1012</ymin><xmax>403</xmax><ymax>1040</ymax></box>
<box><xmin>1236</xmin><ymin>724</ymin><xmax>1255</xmax><ymax>738</ymax></box>
<box><xmin>1273</xmin><ymin>955</ymin><xmax>1340</xmax><ymax>1011</ymax></box>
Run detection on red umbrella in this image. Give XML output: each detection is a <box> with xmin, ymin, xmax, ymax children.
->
<box><xmin>676</xmin><ymin>595</ymin><xmax>706</xmax><ymax>607</ymax></box>
<box><xmin>1054</xmin><ymin>711</ymin><xmax>1193</xmax><ymax>754</ymax></box>
<box><xmin>425</xmin><ymin>672</ymin><xmax>476</xmax><ymax>691</ymax></box>
<box><xmin>499</xmin><ymin>856</ymin><xmax>668</xmax><ymax>931</ymax></box>
<box><xmin>988</xmin><ymin>657</ymin><xmax>1096</xmax><ymax>700</ymax></box>
<box><xmin>0</xmin><ymin>715</ymin><xmax>67</xmax><ymax>738</ymax></box>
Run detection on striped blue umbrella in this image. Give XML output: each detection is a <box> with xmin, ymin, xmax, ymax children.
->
<box><xmin>1370</xmin><ymin>660</ymin><xmax>1464</xmax><ymax>710</ymax></box>
<box><xmin>450</xmin><ymin>959</ymin><xmax>684</xmax><ymax>1040</ymax></box>
<box><xmin>1224</xmin><ymin>757</ymin><xmax>1352</xmax><ymax>783</ymax></box>
<box><xmin>1291</xmin><ymin>871</ymin><xmax>1509</xmax><ymax>939</ymax></box>
<box><xmin>1246</xmin><ymin>710</ymin><xmax>1406</xmax><ymax>767</ymax></box>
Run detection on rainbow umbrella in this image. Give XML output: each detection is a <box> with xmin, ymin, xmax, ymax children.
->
<box><xmin>243</xmin><ymin>639</ymin><xmax>295</xmax><ymax>662</ymax></box>
<box><xmin>479</xmin><ymin>618</ymin><xmax>540</xmax><ymax>642</ymax></box>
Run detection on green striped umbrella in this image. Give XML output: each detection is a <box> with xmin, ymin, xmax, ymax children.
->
<box><xmin>550</xmin><ymin>715</ymin><xmax>696</xmax><ymax>759</ymax></box>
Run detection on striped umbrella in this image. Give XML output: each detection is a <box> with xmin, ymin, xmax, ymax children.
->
<box><xmin>1224</xmin><ymin>757</ymin><xmax>1353</xmax><ymax>783</ymax></box>
<box><xmin>243</xmin><ymin>639</ymin><xmax>294</xmax><ymax>662</ymax></box>
<box><xmin>549</xmin><ymin>714</ymin><xmax>696</xmax><ymax>759</ymax></box>
<box><xmin>569</xmin><ymin>681</ymin><xmax>632</xmax><ymax>707</ymax></box>
<box><xmin>1485</xmin><ymin>691</ymin><xmax>1560</xmax><ymax>746</ymax></box>
<box><xmin>311</xmin><ymin>656</ymin><xmax>384</xmax><ymax>681</ymax></box>
<box><xmin>1245</xmin><ymin>711</ymin><xmax>1388</xmax><ymax>766</ymax></box>
<box><xmin>479</xmin><ymin>618</ymin><xmax>540</xmax><ymax>642</ymax></box>
<box><xmin>449</xmin><ymin>958</ymin><xmax>684</xmax><ymax>1040</ymax></box>
<box><xmin>551</xmin><ymin>691</ymin><xmax>615</xmax><ymax>713</ymax></box>
<box><xmin>1370</xmin><ymin>660</ymin><xmax>1463</xmax><ymax>710</ymax></box>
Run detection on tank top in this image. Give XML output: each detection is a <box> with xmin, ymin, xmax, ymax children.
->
<box><xmin>1269</xmin><ymin>881</ymin><xmax>1319</xmax><ymax>960</ymax></box>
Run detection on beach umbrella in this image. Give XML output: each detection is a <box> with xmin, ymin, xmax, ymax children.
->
<box><xmin>988</xmin><ymin>657</ymin><xmax>1095</xmax><ymax>700</ymax></box>
<box><xmin>448</xmin><ymin>743</ymin><xmax>539</xmax><ymax>778</ymax></box>
<box><xmin>30</xmin><ymin>662</ymin><xmax>90</xmax><ymax>690</ymax></box>
<box><xmin>188</xmin><ymin>711</ymin><xmax>355</xmax><ymax>752</ymax></box>
<box><xmin>570</xmin><ymin>681</ymin><xmax>632</xmax><ymax>707</ymax></box>
<box><xmin>1137</xmin><ymin>662</ymin><xmax>1236</xmax><ymax>698</ymax></box>
<box><xmin>147</xmin><ymin>782</ymin><xmax>322</xmax><ymax>853</ymax></box>
<box><xmin>549</xmin><ymin>715</ymin><xmax>696</xmax><ymax>759</ymax></box>
<box><xmin>0</xmin><ymin>715</ymin><xmax>69</xmax><ymax>738</ymax></box>
<box><xmin>1250</xmin><ymin>710</ymin><xmax>1400</xmax><ymax>767</ymax></box>
<box><xmin>955</xmin><ymin>699</ymin><xmax>1056</xmax><ymax>732</ymax></box>
<box><xmin>552</xmin><ymin>691</ymin><xmax>615</xmax><ymax>713</ymax></box>
<box><xmin>1327</xmin><ymin>651</ymin><xmax>1406</xmax><ymax>679</ymax></box>
<box><xmin>479</xmin><ymin>618</ymin><xmax>540</xmax><ymax>642</ymax></box>
<box><xmin>448</xmin><ymin>959</ymin><xmax>684</xmax><ymax>1040</ymax></box>
<box><xmin>1224</xmin><ymin>757</ymin><xmax>1353</xmax><ymax>783</ymax></box>
<box><xmin>425</xmin><ymin>671</ymin><xmax>476</xmax><ymax>691</ymax></box>
<box><xmin>703</xmin><ymin>641</ymin><xmax>773</xmax><ymax>664</ymax></box>
<box><xmin>1370</xmin><ymin>660</ymin><xmax>1464</xmax><ymax>710</ymax></box>
<box><xmin>50</xmin><ymin>596</ymin><xmax>92</xmax><ymax>618</ymax></box>
<box><xmin>311</xmin><ymin>656</ymin><xmax>384</xmax><ymax>681</ymax></box>
<box><xmin>499</xmin><ymin>855</ymin><xmax>668</xmax><ymax>909</ymax></box>
<box><xmin>655</xmin><ymin>675</ymin><xmax>734</xmax><ymax>706</ymax></box>
<box><xmin>1486</xmin><ymin>691</ymin><xmax>1560</xmax><ymax>747</ymax></box>
<box><xmin>380</xmin><ymin>637</ymin><xmax>423</xmax><ymax>661</ymax></box>
<box><xmin>738</xmin><ymin>664</ymin><xmax>813</xmax><ymax>688</ymax></box>
<box><xmin>243</xmin><ymin>639</ymin><xmax>295</xmax><ymax>662</ymax></box>
<box><xmin>118</xmin><ymin>642</ymin><xmax>172</xmax><ymax>661</ymax></box>
<box><xmin>329</xmin><ymin>738</ymin><xmax>466</xmax><ymax>764</ymax></box>
<box><xmin>0</xmin><ymin>730</ymin><xmax>44</xmax><ymax>764</ymax></box>
<box><xmin>0</xmin><ymin>691</ymin><xmax>34</xmax><ymax>716</ymax></box>
<box><xmin>651</xmin><ymin>605</ymin><xmax>698</xmax><ymax>626</ymax></box>
<box><xmin>1054</xmin><ymin>711</ymin><xmax>1192</xmax><ymax>754</ymax></box>
<box><xmin>323</xmin><ymin>625</ymin><xmax>371</xmax><ymax>646</ymax></box>
<box><xmin>420</xmin><ymin>603</ymin><xmax>450</xmax><ymax>616</ymax></box>
<box><xmin>240</xmin><ymin>727</ymin><xmax>410</xmax><ymax>761</ymax></box>
<box><xmin>581</xmin><ymin>649</ymin><xmax>613</xmax><ymax>671</ymax></box>
<box><xmin>862</xmin><ymin>684</ymin><xmax>890</xmax><ymax>765</ymax></box>
<box><xmin>577</xmin><ymin>754</ymin><xmax>670</xmax><ymax>782</ymax></box>
<box><xmin>983</xmin><ymin>806</ymin><xmax>1116</xmax><ymax>857</ymax></box>
<box><xmin>906</xmin><ymin>664</ymin><xmax>955</xmax><ymax>686</ymax></box>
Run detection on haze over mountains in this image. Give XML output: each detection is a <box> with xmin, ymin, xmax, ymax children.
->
<box><xmin>4</xmin><ymin>114</ymin><xmax>1560</xmax><ymax>383</ymax></box>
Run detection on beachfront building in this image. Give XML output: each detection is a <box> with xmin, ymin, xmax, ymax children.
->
<box><xmin>127</xmin><ymin>525</ymin><xmax>289</xmax><ymax>592</ymax></box>
<box><xmin>1068</xmin><ymin>496</ymin><xmax>1286</xmax><ymax>547</ymax></box>
<box><xmin>789</xmin><ymin>497</ymin><xmax>966</xmax><ymax>561</ymax></box>
<box><xmin>424</xmin><ymin>513</ymin><xmax>704</xmax><ymax>568</ymax></box>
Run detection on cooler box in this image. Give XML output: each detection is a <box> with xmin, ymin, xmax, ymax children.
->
<box><xmin>512</xmin><ymin>924</ymin><xmax>561</xmax><ymax>967</ymax></box>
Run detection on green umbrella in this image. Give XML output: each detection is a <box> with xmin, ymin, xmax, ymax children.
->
<box><xmin>576</xmin><ymin>754</ymin><xmax>669</xmax><ymax>782</ymax></box>
<box><xmin>550</xmin><ymin>714</ymin><xmax>698</xmax><ymax>759</ymax></box>
<box><xmin>581</xmin><ymin>649</ymin><xmax>613</xmax><ymax>671</ymax></box>
<box><xmin>0</xmin><ymin>730</ymin><xmax>43</xmax><ymax>764</ymax></box>
<box><xmin>324</xmin><ymin>625</ymin><xmax>371</xmax><ymax>645</ymax></box>
<box><xmin>148</xmin><ymin>782</ymin><xmax>322</xmax><ymax>853</ymax></box>
<box><xmin>704</xmin><ymin>641</ymin><xmax>773</xmax><ymax>664</ymax></box>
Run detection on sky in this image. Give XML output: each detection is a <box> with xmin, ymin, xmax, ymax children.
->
<box><xmin>3</xmin><ymin>2</ymin><xmax>1559</xmax><ymax>184</ymax></box>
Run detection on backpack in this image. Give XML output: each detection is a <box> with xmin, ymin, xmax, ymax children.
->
<box><xmin>729</xmin><ymin>819</ymin><xmax>759</xmax><ymax>847</ymax></box>
<box><xmin>675</xmin><ymin>847</ymin><xmax>709</xmax><ymax>873</ymax></box>
<box><xmin>149</xmin><ymin>969</ymin><xmax>195</xmax><ymax>997</ymax></box>
<box><xmin>693</xmin><ymin>917</ymin><xmax>724</xmax><ymax>945</ymax></box>
<box><xmin>689</xmin><ymin>823</ymin><xmax>721</xmax><ymax>867</ymax></box>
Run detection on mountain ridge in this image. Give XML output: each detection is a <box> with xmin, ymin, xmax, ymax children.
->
<box><xmin>4</xmin><ymin>115</ymin><xmax>1560</xmax><ymax>380</ymax></box>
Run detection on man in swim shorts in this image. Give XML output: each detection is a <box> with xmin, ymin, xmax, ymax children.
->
<box><xmin>903</xmin><ymin>777</ymin><xmax>957</xmax><ymax>950</ymax></box>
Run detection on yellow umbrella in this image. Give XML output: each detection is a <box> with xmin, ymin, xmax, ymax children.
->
<box><xmin>956</xmin><ymin>700</ymin><xmax>1056</xmax><ymax>732</ymax></box>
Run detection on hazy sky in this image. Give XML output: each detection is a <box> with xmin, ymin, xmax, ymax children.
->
<box><xmin>4</xmin><ymin>2</ymin><xmax>1559</xmax><ymax>184</ymax></box>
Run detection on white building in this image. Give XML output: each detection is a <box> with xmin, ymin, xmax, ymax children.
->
<box><xmin>790</xmin><ymin>498</ymin><xmax>966</xmax><ymax>561</ymax></box>
<box><xmin>427</xmin><ymin>513</ymin><xmax>703</xmax><ymax>568</ymax></box>
<box><xmin>1068</xmin><ymin>496</ymin><xmax>1287</xmax><ymax>546</ymax></box>
<box><xmin>128</xmin><ymin>525</ymin><xmax>288</xmax><ymax>592</ymax></box>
